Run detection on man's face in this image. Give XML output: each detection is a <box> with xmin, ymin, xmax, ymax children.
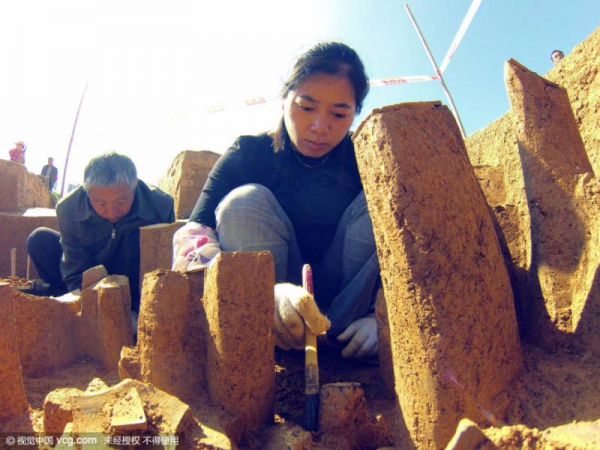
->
<box><xmin>88</xmin><ymin>183</ymin><xmax>136</xmax><ymax>223</ymax></box>
<box><xmin>552</xmin><ymin>51</ymin><xmax>564</xmax><ymax>64</ymax></box>
<box><xmin>48</xmin><ymin>158</ymin><xmax>53</xmax><ymax>165</ymax></box>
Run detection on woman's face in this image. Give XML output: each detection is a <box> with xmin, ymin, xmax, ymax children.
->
<box><xmin>283</xmin><ymin>74</ymin><xmax>356</xmax><ymax>158</ymax></box>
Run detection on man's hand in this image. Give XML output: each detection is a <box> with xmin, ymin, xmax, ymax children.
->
<box><xmin>337</xmin><ymin>315</ymin><xmax>378</xmax><ymax>359</ymax></box>
<box><xmin>273</xmin><ymin>283</ymin><xmax>330</xmax><ymax>350</ymax></box>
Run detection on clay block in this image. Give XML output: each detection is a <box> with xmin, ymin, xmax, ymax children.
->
<box><xmin>12</xmin><ymin>288</ymin><xmax>79</xmax><ymax>376</ymax></box>
<box><xmin>74</xmin><ymin>276</ymin><xmax>132</xmax><ymax>372</ymax></box>
<box><xmin>0</xmin><ymin>283</ymin><xmax>29</xmax><ymax>419</ymax></box>
<box><xmin>319</xmin><ymin>382</ymin><xmax>394</xmax><ymax>450</ymax></box>
<box><xmin>465</xmin><ymin>27</ymin><xmax>600</xmax><ymax>339</ymax></box>
<box><xmin>159</xmin><ymin>150</ymin><xmax>221</xmax><ymax>219</ymax></box>
<box><xmin>203</xmin><ymin>251</ymin><xmax>276</xmax><ymax>440</ymax></box>
<box><xmin>110</xmin><ymin>387</ymin><xmax>147</xmax><ymax>431</ymax></box>
<box><xmin>193</xmin><ymin>424</ymin><xmax>235</xmax><ymax>450</ymax></box>
<box><xmin>43</xmin><ymin>387</ymin><xmax>84</xmax><ymax>437</ymax></box>
<box><xmin>465</xmin><ymin>116</ymin><xmax>531</xmax><ymax>332</ymax></box>
<box><xmin>374</xmin><ymin>288</ymin><xmax>394</xmax><ymax>396</ymax></box>
<box><xmin>138</xmin><ymin>269</ymin><xmax>206</xmax><ymax>403</ymax></box>
<box><xmin>573</xmin><ymin>179</ymin><xmax>600</xmax><ymax>354</ymax></box>
<box><xmin>0</xmin><ymin>212</ymin><xmax>58</xmax><ymax>279</ymax></box>
<box><xmin>96</xmin><ymin>278</ymin><xmax>135</xmax><ymax>370</ymax></box>
<box><xmin>71</xmin><ymin>378</ymin><xmax>197</xmax><ymax>445</ymax></box>
<box><xmin>263</xmin><ymin>423</ymin><xmax>314</xmax><ymax>450</ymax></box>
<box><xmin>85</xmin><ymin>377</ymin><xmax>109</xmax><ymax>393</ymax></box>
<box><xmin>139</xmin><ymin>221</ymin><xmax>186</xmax><ymax>288</ymax></box>
<box><xmin>541</xmin><ymin>420</ymin><xmax>600</xmax><ymax>449</ymax></box>
<box><xmin>353</xmin><ymin>102</ymin><xmax>522</xmax><ymax>449</ymax></box>
<box><xmin>118</xmin><ymin>345</ymin><xmax>141</xmax><ymax>380</ymax></box>
<box><xmin>544</xmin><ymin>26</ymin><xmax>600</xmax><ymax>178</ymax></box>
<box><xmin>445</xmin><ymin>418</ymin><xmax>492</xmax><ymax>450</ymax></box>
<box><xmin>506</xmin><ymin>58</ymin><xmax>600</xmax><ymax>353</ymax></box>
<box><xmin>186</xmin><ymin>270</ymin><xmax>205</xmax><ymax>300</ymax></box>
<box><xmin>0</xmin><ymin>160</ymin><xmax>53</xmax><ymax>213</ymax></box>
<box><xmin>466</xmin><ymin>26</ymin><xmax>600</xmax><ymax>212</ymax></box>
<box><xmin>75</xmin><ymin>288</ymin><xmax>102</xmax><ymax>359</ymax></box>
<box><xmin>7</xmin><ymin>273</ymin><xmax>131</xmax><ymax>377</ymax></box>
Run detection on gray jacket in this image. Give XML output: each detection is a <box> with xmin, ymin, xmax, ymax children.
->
<box><xmin>56</xmin><ymin>180</ymin><xmax>174</xmax><ymax>311</ymax></box>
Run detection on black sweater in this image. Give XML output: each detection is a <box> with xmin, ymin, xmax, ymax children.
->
<box><xmin>189</xmin><ymin>132</ymin><xmax>363</xmax><ymax>263</ymax></box>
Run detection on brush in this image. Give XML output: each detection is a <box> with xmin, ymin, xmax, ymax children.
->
<box><xmin>302</xmin><ymin>264</ymin><xmax>320</xmax><ymax>432</ymax></box>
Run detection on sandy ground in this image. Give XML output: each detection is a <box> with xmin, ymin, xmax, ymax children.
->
<box><xmin>1</xmin><ymin>335</ymin><xmax>598</xmax><ymax>449</ymax></box>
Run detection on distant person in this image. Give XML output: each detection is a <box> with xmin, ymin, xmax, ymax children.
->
<box><xmin>27</xmin><ymin>152</ymin><xmax>175</xmax><ymax>315</ymax></box>
<box><xmin>41</xmin><ymin>157</ymin><xmax>58</xmax><ymax>191</ymax></box>
<box><xmin>172</xmin><ymin>42</ymin><xmax>380</xmax><ymax>361</ymax></box>
<box><xmin>8</xmin><ymin>141</ymin><xmax>26</xmax><ymax>164</ymax></box>
<box><xmin>551</xmin><ymin>49</ymin><xmax>564</xmax><ymax>64</ymax></box>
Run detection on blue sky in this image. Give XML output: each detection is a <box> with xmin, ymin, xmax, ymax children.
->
<box><xmin>1</xmin><ymin>1</ymin><xmax>598</xmax><ymax>191</ymax></box>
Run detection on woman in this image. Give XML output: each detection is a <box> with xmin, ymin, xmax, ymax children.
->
<box><xmin>173</xmin><ymin>42</ymin><xmax>379</xmax><ymax>359</ymax></box>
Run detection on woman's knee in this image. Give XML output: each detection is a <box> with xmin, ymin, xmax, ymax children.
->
<box><xmin>216</xmin><ymin>184</ymin><xmax>277</xmax><ymax>223</ymax></box>
<box><xmin>347</xmin><ymin>193</ymin><xmax>375</xmax><ymax>245</ymax></box>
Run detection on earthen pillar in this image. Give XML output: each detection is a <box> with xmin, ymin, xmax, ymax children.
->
<box><xmin>203</xmin><ymin>251</ymin><xmax>275</xmax><ymax>440</ymax></box>
<box><xmin>0</xmin><ymin>283</ymin><xmax>29</xmax><ymax>419</ymax></box>
<box><xmin>505</xmin><ymin>58</ymin><xmax>600</xmax><ymax>353</ymax></box>
<box><xmin>96</xmin><ymin>278</ymin><xmax>134</xmax><ymax>370</ymax></box>
<box><xmin>353</xmin><ymin>102</ymin><xmax>522</xmax><ymax>449</ymax></box>
<box><xmin>138</xmin><ymin>269</ymin><xmax>206</xmax><ymax>403</ymax></box>
<box><xmin>139</xmin><ymin>221</ymin><xmax>186</xmax><ymax>292</ymax></box>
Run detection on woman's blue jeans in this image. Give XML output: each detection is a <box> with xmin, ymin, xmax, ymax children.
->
<box><xmin>215</xmin><ymin>184</ymin><xmax>380</xmax><ymax>336</ymax></box>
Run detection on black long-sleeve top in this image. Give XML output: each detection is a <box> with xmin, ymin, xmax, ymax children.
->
<box><xmin>189</xmin><ymin>132</ymin><xmax>363</xmax><ymax>263</ymax></box>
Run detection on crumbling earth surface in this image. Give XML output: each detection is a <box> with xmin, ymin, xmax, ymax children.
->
<box><xmin>0</xmin><ymin>338</ymin><xmax>596</xmax><ymax>449</ymax></box>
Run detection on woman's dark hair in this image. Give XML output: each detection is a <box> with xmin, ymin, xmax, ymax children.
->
<box><xmin>273</xmin><ymin>41</ymin><xmax>369</xmax><ymax>151</ymax></box>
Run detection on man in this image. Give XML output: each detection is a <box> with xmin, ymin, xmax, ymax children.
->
<box><xmin>9</xmin><ymin>141</ymin><xmax>26</xmax><ymax>164</ymax></box>
<box><xmin>551</xmin><ymin>49</ymin><xmax>564</xmax><ymax>65</ymax></box>
<box><xmin>41</xmin><ymin>157</ymin><xmax>59</xmax><ymax>191</ymax></box>
<box><xmin>27</xmin><ymin>152</ymin><xmax>175</xmax><ymax>313</ymax></box>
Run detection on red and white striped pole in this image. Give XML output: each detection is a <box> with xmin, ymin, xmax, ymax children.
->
<box><xmin>201</xmin><ymin>0</ymin><xmax>481</xmax><ymax>128</ymax></box>
<box><xmin>439</xmin><ymin>0</ymin><xmax>482</xmax><ymax>74</ymax></box>
<box><xmin>404</xmin><ymin>3</ymin><xmax>467</xmax><ymax>138</ymax></box>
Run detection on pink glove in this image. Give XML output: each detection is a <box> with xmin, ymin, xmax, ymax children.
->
<box><xmin>172</xmin><ymin>222</ymin><xmax>221</xmax><ymax>272</ymax></box>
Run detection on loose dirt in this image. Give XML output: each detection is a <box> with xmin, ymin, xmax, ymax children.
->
<box><xmin>3</xmin><ymin>337</ymin><xmax>598</xmax><ymax>449</ymax></box>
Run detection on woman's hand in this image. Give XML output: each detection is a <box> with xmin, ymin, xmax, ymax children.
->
<box><xmin>273</xmin><ymin>283</ymin><xmax>330</xmax><ymax>350</ymax></box>
<box><xmin>172</xmin><ymin>222</ymin><xmax>221</xmax><ymax>272</ymax></box>
<box><xmin>337</xmin><ymin>314</ymin><xmax>378</xmax><ymax>359</ymax></box>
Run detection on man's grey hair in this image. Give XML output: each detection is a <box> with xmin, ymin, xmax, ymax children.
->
<box><xmin>83</xmin><ymin>152</ymin><xmax>138</xmax><ymax>192</ymax></box>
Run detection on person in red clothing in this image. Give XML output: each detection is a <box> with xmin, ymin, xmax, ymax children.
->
<box><xmin>8</xmin><ymin>141</ymin><xmax>26</xmax><ymax>164</ymax></box>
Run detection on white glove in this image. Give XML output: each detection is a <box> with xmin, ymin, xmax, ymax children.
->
<box><xmin>337</xmin><ymin>315</ymin><xmax>378</xmax><ymax>359</ymax></box>
<box><xmin>273</xmin><ymin>283</ymin><xmax>330</xmax><ymax>350</ymax></box>
<box><xmin>81</xmin><ymin>265</ymin><xmax>108</xmax><ymax>290</ymax></box>
<box><xmin>172</xmin><ymin>222</ymin><xmax>221</xmax><ymax>273</ymax></box>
